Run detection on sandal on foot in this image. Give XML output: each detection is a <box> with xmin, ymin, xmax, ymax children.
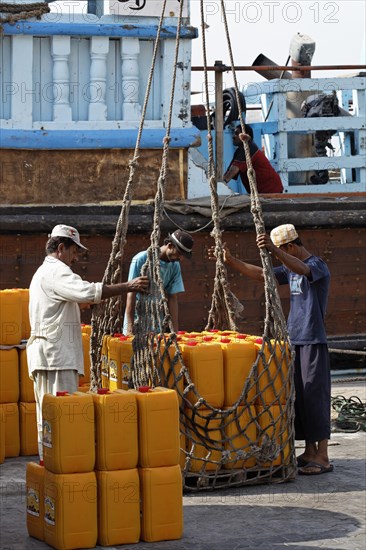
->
<box><xmin>298</xmin><ymin>461</ymin><xmax>334</xmax><ymax>476</ymax></box>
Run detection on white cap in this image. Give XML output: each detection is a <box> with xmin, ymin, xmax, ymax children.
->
<box><xmin>50</xmin><ymin>224</ymin><xmax>87</xmax><ymax>250</ymax></box>
<box><xmin>270</xmin><ymin>224</ymin><xmax>299</xmax><ymax>247</ymax></box>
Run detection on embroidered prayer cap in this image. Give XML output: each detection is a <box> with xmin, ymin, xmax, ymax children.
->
<box><xmin>270</xmin><ymin>224</ymin><xmax>299</xmax><ymax>247</ymax></box>
<box><xmin>50</xmin><ymin>224</ymin><xmax>88</xmax><ymax>250</ymax></box>
<box><xmin>168</xmin><ymin>230</ymin><xmax>194</xmax><ymax>258</ymax></box>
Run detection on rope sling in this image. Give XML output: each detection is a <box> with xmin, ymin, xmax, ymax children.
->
<box><xmin>89</xmin><ymin>0</ymin><xmax>296</xmax><ymax>491</ymax></box>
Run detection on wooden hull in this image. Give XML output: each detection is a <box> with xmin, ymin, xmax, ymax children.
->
<box><xmin>1</xmin><ymin>195</ymin><xmax>365</xmax><ymax>343</ymax></box>
<box><xmin>0</xmin><ymin>149</ymin><xmax>187</xmax><ymax>204</ymax></box>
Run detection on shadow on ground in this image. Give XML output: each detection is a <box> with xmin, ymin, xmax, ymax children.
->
<box><xmin>0</xmin><ymin>455</ymin><xmax>364</xmax><ymax>550</ymax></box>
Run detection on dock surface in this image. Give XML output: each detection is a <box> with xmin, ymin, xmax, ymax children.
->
<box><xmin>1</xmin><ymin>380</ymin><xmax>365</xmax><ymax>550</ymax></box>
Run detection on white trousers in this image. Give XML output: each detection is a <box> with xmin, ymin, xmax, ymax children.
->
<box><xmin>33</xmin><ymin>369</ymin><xmax>79</xmax><ymax>460</ymax></box>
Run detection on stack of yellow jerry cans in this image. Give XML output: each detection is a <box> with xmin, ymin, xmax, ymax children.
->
<box><xmin>0</xmin><ymin>346</ymin><xmax>20</xmax><ymax>461</ymax></box>
<box><xmin>181</xmin><ymin>338</ymin><xmax>224</xmax><ymax>472</ymax></box>
<box><xmin>221</xmin><ymin>336</ymin><xmax>258</xmax><ymax>470</ymax></box>
<box><xmin>99</xmin><ymin>333</ymin><xmax>134</xmax><ymax>390</ymax></box>
<box><xmin>26</xmin><ymin>386</ymin><xmax>183</xmax><ymax>549</ymax></box>
<box><xmin>0</xmin><ymin>288</ymin><xmax>37</xmax><ymax>463</ymax></box>
<box><xmin>92</xmin><ymin>387</ymin><xmax>140</xmax><ymax>546</ymax></box>
<box><xmin>178</xmin><ymin>331</ymin><xmax>290</xmax><ymax>472</ymax></box>
<box><xmin>27</xmin><ymin>391</ymin><xmax>97</xmax><ymax>549</ymax></box>
<box><xmin>133</xmin><ymin>386</ymin><xmax>183</xmax><ymax>542</ymax></box>
<box><xmin>0</xmin><ymin>290</ymin><xmax>92</xmax><ymax>465</ymax></box>
<box><xmin>255</xmin><ymin>338</ymin><xmax>291</xmax><ymax>467</ymax></box>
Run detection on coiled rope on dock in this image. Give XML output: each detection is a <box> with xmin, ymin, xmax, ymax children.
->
<box><xmin>331</xmin><ymin>395</ymin><xmax>366</xmax><ymax>432</ymax></box>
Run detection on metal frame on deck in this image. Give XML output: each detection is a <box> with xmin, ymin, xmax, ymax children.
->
<box><xmin>191</xmin><ymin>62</ymin><xmax>365</xmax><ymax>193</ymax></box>
<box><xmin>245</xmin><ymin>76</ymin><xmax>366</xmax><ymax>191</ymax></box>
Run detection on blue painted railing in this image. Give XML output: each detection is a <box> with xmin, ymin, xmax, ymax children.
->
<box><xmin>2</xmin><ymin>20</ymin><xmax>198</xmax><ymax>39</ymax></box>
<box><xmin>0</xmin><ymin>15</ymin><xmax>197</xmax><ymax>150</ymax></box>
<box><xmin>0</xmin><ymin>128</ymin><xmax>201</xmax><ymax>149</ymax></box>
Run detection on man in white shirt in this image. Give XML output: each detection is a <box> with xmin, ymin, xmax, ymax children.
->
<box><xmin>27</xmin><ymin>224</ymin><xmax>148</xmax><ymax>461</ymax></box>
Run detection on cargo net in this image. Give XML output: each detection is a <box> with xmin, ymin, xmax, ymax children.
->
<box><xmin>130</xmin><ymin>204</ymin><xmax>295</xmax><ymax>491</ymax></box>
<box><xmin>90</xmin><ymin>0</ymin><xmax>296</xmax><ymax>491</ymax></box>
<box><xmin>130</xmin><ymin>328</ymin><xmax>295</xmax><ymax>491</ymax></box>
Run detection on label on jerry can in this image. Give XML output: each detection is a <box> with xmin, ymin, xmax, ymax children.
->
<box><xmin>27</xmin><ymin>488</ymin><xmax>40</xmax><ymax>517</ymax></box>
<box><xmin>44</xmin><ymin>496</ymin><xmax>55</xmax><ymax>525</ymax></box>
<box><xmin>109</xmin><ymin>360</ymin><xmax>118</xmax><ymax>382</ymax></box>
<box><xmin>121</xmin><ymin>363</ymin><xmax>131</xmax><ymax>389</ymax></box>
<box><xmin>42</xmin><ymin>421</ymin><xmax>52</xmax><ymax>448</ymax></box>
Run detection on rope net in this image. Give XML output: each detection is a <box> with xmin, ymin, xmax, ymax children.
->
<box><xmin>89</xmin><ymin>0</ymin><xmax>296</xmax><ymax>491</ymax></box>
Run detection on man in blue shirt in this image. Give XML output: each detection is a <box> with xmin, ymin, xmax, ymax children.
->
<box><xmin>213</xmin><ymin>224</ymin><xmax>332</xmax><ymax>475</ymax></box>
<box><xmin>123</xmin><ymin>230</ymin><xmax>194</xmax><ymax>335</ymax></box>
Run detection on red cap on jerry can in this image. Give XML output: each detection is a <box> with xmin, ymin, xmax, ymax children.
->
<box><xmin>56</xmin><ymin>391</ymin><xmax>68</xmax><ymax>396</ymax></box>
<box><xmin>138</xmin><ymin>386</ymin><xmax>151</xmax><ymax>393</ymax></box>
<box><xmin>97</xmin><ymin>388</ymin><xmax>109</xmax><ymax>395</ymax></box>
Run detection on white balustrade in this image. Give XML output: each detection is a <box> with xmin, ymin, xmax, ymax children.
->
<box><xmin>88</xmin><ymin>36</ymin><xmax>109</xmax><ymax>121</ymax></box>
<box><xmin>11</xmin><ymin>35</ymin><xmax>34</xmax><ymax>128</ymax></box>
<box><xmin>120</xmin><ymin>37</ymin><xmax>141</xmax><ymax>121</ymax></box>
<box><xmin>1</xmin><ymin>18</ymin><xmax>195</xmax><ymax>129</ymax></box>
<box><xmin>51</xmin><ymin>36</ymin><xmax>72</xmax><ymax>121</ymax></box>
<box><xmin>160</xmin><ymin>39</ymin><xmax>190</xmax><ymax>127</ymax></box>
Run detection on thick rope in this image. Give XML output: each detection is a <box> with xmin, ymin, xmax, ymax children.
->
<box><xmin>0</xmin><ymin>2</ymin><xmax>49</xmax><ymax>25</ymax></box>
<box><xmin>199</xmin><ymin>0</ymin><xmax>242</xmax><ymax>332</ymax></box>
<box><xmin>87</xmin><ymin>0</ymin><xmax>297</xmax><ymax>490</ymax></box>
<box><xmin>131</xmin><ymin>0</ymin><xmax>186</xmax><ymax>385</ymax></box>
<box><xmin>331</xmin><ymin>395</ymin><xmax>366</xmax><ymax>432</ymax></box>
<box><xmin>155</xmin><ymin>0</ymin><xmax>295</xmax><ymax>491</ymax></box>
<box><xmin>144</xmin><ymin>0</ymin><xmax>295</xmax><ymax>490</ymax></box>
<box><xmin>218</xmin><ymin>0</ymin><xmax>290</xmax><ymax>345</ymax></box>
<box><xmin>89</xmin><ymin>0</ymin><xmax>171</xmax><ymax>390</ymax></box>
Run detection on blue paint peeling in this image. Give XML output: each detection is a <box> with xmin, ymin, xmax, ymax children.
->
<box><xmin>0</xmin><ymin>128</ymin><xmax>201</xmax><ymax>150</ymax></box>
<box><xmin>2</xmin><ymin>21</ymin><xmax>198</xmax><ymax>39</ymax></box>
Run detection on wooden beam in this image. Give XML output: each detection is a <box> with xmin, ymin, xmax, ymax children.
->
<box><xmin>214</xmin><ymin>60</ymin><xmax>224</xmax><ymax>183</ymax></box>
<box><xmin>1</xmin><ymin>197</ymin><xmax>365</xmax><ymax>234</ymax></box>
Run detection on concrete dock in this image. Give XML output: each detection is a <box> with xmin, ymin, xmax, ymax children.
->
<box><xmin>1</xmin><ymin>380</ymin><xmax>365</xmax><ymax>550</ymax></box>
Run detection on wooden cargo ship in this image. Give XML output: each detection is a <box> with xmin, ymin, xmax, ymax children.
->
<box><xmin>0</xmin><ymin>0</ymin><xmax>365</xmax><ymax>364</ymax></box>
